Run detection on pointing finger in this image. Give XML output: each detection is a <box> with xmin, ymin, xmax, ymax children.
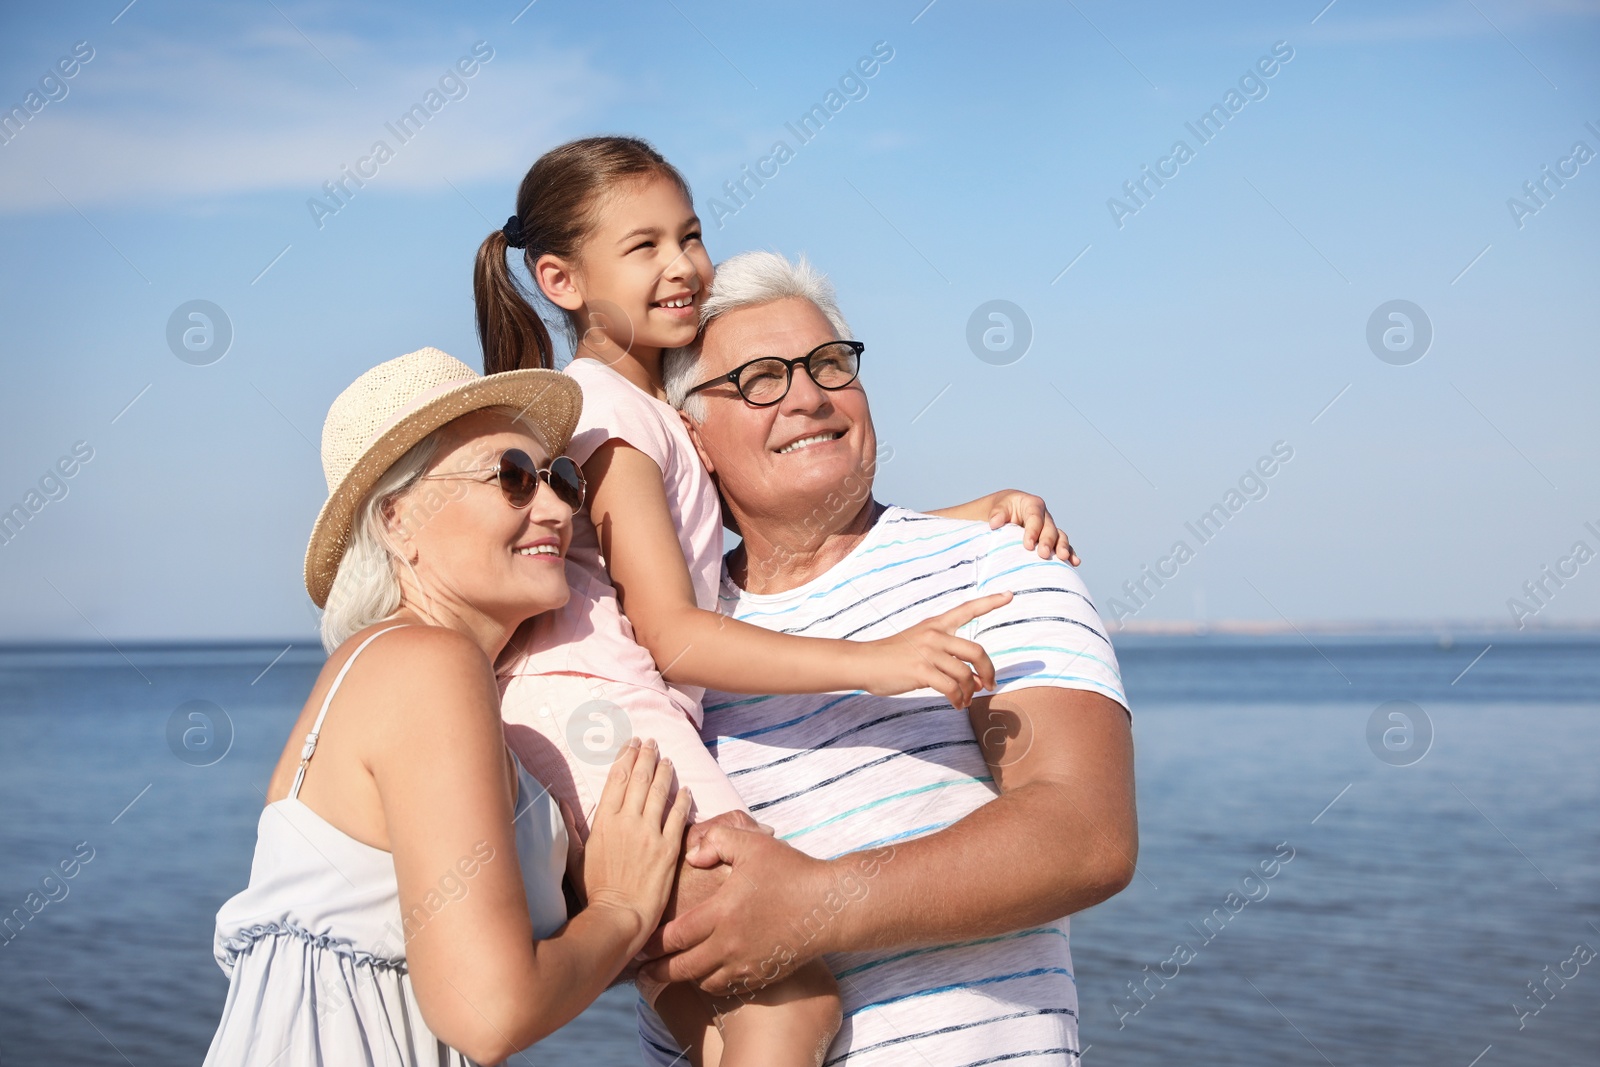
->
<box><xmin>938</xmin><ymin>591</ymin><xmax>1013</xmax><ymax>631</ymax></box>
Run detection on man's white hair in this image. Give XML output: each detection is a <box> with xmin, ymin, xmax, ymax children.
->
<box><xmin>664</xmin><ymin>251</ymin><xmax>853</xmax><ymax>422</ymax></box>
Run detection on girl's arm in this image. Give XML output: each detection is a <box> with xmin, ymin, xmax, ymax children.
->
<box><xmin>929</xmin><ymin>489</ymin><xmax>1079</xmax><ymax>564</ymax></box>
<box><xmin>587</xmin><ymin>441</ymin><xmax>1008</xmax><ymax>708</ymax></box>
<box><xmin>373</xmin><ymin>627</ymin><xmax>687</xmax><ymax>1062</ymax></box>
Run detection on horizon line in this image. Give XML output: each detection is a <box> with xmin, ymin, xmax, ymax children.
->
<box><xmin>2</xmin><ymin>617</ymin><xmax>1599</xmax><ymax>652</ymax></box>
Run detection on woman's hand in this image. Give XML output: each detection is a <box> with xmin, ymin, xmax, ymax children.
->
<box><xmin>580</xmin><ymin>738</ymin><xmax>691</xmax><ymax>956</ymax></box>
<box><xmin>985</xmin><ymin>490</ymin><xmax>1078</xmax><ymax>564</ymax></box>
<box><xmin>853</xmin><ymin>591</ymin><xmax>1012</xmax><ymax>709</ymax></box>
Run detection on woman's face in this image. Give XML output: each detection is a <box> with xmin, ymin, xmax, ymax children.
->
<box><xmin>389</xmin><ymin>409</ymin><xmax>572</xmax><ymax>629</ymax></box>
<box><xmin>545</xmin><ymin>174</ymin><xmax>715</xmax><ymax>354</ymax></box>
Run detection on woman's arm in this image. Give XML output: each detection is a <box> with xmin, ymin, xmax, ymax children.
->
<box><xmin>929</xmin><ymin>489</ymin><xmax>1079</xmax><ymax>564</ymax></box>
<box><xmin>371</xmin><ymin>627</ymin><xmax>686</xmax><ymax>1062</ymax></box>
<box><xmin>586</xmin><ymin>441</ymin><xmax>1008</xmax><ymax>708</ymax></box>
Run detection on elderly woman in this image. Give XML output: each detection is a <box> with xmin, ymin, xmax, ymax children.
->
<box><xmin>204</xmin><ymin>347</ymin><xmax>690</xmax><ymax>1066</ymax></box>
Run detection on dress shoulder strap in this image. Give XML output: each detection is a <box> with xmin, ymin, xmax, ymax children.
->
<box><xmin>288</xmin><ymin>625</ymin><xmax>408</xmax><ymax>800</ymax></box>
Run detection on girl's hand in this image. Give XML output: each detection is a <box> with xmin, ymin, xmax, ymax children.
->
<box><xmin>581</xmin><ymin>738</ymin><xmax>691</xmax><ymax>955</ymax></box>
<box><xmin>855</xmin><ymin>592</ymin><xmax>1012</xmax><ymax>709</ymax></box>
<box><xmin>986</xmin><ymin>491</ymin><xmax>1078</xmax><ymax>565</ymax></box>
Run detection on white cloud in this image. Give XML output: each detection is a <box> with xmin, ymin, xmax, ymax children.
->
<box><xmin>0</xmin><ymin>27</ymin><xmax>616</xmax><ymax>214</ymax></box>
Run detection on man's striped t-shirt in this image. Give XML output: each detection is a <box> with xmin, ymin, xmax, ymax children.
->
<box><xmin>638</xmin><ymin>506</ymin><xmax>1128</xmax><ymax>1066</ymax></box>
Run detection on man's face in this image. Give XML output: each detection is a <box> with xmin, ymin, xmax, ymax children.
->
<box><xmin>688</xmin><ymin>297</ymin><xmax>876</xmax><ymax>527</ymax></box>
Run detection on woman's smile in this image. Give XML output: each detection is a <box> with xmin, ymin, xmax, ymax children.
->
<box><xmin>513</xmin><ymin>537</ymin><xmax>563</xmax><ymax>561</ymax></box>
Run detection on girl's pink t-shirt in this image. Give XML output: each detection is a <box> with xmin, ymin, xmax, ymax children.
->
<box><xmin>500</xmin><ymin>357</ymin><xmax>724</xmax><ymax>725</ymax></box>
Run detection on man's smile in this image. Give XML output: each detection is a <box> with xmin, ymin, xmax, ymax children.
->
<box><xmin>774</xmin><ymin>430</ymin><xmax>845</xmax><ymax>455</ymax></box>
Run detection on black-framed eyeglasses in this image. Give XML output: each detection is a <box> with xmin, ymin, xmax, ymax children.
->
<box><xmin>685</xmin><ymin>340</ymin><xmax>864</xmax><ymax>407</ymax></box>
<box><xmin>420</xmin><ymin>449</ymin><xmax>586</xmax><ymax>511</ymax></box>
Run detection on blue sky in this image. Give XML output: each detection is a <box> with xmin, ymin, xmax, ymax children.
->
<box><xmin>1</xmin><ymin>0</ymin><xmax>1596</xmax><ymax>641</ymax></box>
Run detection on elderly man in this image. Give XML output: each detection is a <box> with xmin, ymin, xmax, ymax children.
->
<box><xmin>640</xmin><ymin>252</ymin><xmax>1136</xmax><ymax>1064</ymax></box>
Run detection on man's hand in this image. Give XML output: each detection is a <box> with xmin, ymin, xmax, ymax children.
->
<box><xmin>641</xmin><ymin>825</ymin><xmax>848</xmax><ymax>996</ymax></box>
<box><xmin>632</xmin><ymin>808</ymin><xmax>774</xmax><ymax>963</ymax></box>
<box><xmin>684</xmin><ymin>808</ymin><xmax>773</xmax><ymax>852</ymax></box>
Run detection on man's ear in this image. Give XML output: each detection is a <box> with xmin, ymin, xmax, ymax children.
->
<box><xmin>533</xmin><ymin>254</ymin><xmax>584</xmax><ymax>312</ymax></box>
<box><xmin>679</xmin><ymin>411</ymin><xmax>716</xmax><ymax>475</ymax></box>
<box><xmin>680</xmin><ymin>413</ymin><xmax>740</xmax><ymax>535</ymax></box>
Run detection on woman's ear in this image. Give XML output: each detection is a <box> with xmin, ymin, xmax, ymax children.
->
<box><xmin>382</xmin><ymin>496</ymin><xmax>421</xmax><ymax>565</ymax></box>
<box><xmin>534</xmin><ymin>254</ymin><xmax>584</xmax><ymax>312</ymax></box>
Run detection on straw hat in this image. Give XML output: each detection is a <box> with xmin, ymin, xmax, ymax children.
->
<box><xmin>304</xmin><ymin>347</ymin><xmax>581</xmax><ymax>608</ymax></box>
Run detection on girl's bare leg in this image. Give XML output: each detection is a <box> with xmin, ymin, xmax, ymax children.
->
<box><xmin>649</xmin><ymin>830</ymin><xmax>840</xmax><ymax>1066</ymax></box>
<box><xmin>654</xmin><ymin>960</ymin><xmax>840</xmax><ymax>1067</ymax></box>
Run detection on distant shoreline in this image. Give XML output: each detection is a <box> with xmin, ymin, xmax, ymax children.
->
<box><xmin>2</xmin><ymin>619</ymin><xmax>1599</xmax><ymax>654</ymax></box>
<box><xmin>1112</xmin><ymin>618</ymin><xmax>1600</xmax><ymax>636</ymax></box>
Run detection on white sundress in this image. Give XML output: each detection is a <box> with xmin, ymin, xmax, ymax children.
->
<box><xmin>204</xmin><ymin>626</ymin><xmax>570</xmax><ymax>1066</ymax></box>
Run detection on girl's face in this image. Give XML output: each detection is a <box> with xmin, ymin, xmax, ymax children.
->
<box><xmin>539</xmin><ymin>174</ymin><xmax>714</xmax><ymax>355</ymax></box>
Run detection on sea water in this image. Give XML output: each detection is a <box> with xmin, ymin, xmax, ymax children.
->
<box><xmin>1</xmin><ymin>633</ymin><xmax>1595</xmax><ymax>1064</ymax></box>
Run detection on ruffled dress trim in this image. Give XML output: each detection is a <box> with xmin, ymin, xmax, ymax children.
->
<box><xmin>218</xmin><ymin>919</ymin><xmax>407</xmax><ymax>975</ymax></box>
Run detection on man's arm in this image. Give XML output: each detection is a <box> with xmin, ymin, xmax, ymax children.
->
<box><xmin>643</xmin><ymin>686</ymin><xmax>1137</xmax><ymax>994</ymax></box>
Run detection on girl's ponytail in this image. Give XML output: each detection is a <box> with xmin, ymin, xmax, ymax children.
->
<box><xmin>475</xmin><ymin>136</ymin><xmax>693</xmax><ymax>377</ymax></box>
<box><xmin>475</xmin><ymin>225</ymin><xmax>556</xmax><ymax>374</ymax></box>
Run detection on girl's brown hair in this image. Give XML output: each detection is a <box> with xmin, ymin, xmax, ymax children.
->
<box><xmin>475</xmin><ymin>136</ymin><xmax>692</xmax><ymax>375</ymax></box>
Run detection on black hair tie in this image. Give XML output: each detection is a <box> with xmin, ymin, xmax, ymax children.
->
<box><xmin>503</xmin><ymin>214</ymin><xmax>526</xmax><ymax>249</ymax></box>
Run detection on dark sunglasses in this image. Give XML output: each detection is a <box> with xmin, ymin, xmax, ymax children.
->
<box><xmin>421</xmin><ymin>449</ymin><xmax>586</xmax><ymax>511</ymax></box>
<box><xmin>685</xmin><ymin>340</ymin><xmax>864</xmax><ymax>407</ymax></box>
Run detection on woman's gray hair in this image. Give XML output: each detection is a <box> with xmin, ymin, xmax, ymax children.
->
<box><xmin>318</xmin><ymin>406</ymin><xmax>540</xmax><ymax>652</ymax></box>
<box><xmin>664</xmin><ymin>251</ymin><xmax>852</xmax><ymax>423</ymax></box>
<box><xmin>318</xmin><ymin>434</ymin><xmax>442</xmax><ymax>652</ymax></box>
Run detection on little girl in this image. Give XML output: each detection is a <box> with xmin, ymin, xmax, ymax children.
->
<box><xmin>474</xmin><ymin>136</ymin><xmax>1075</xmax><ymax>1065</ymax></box>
